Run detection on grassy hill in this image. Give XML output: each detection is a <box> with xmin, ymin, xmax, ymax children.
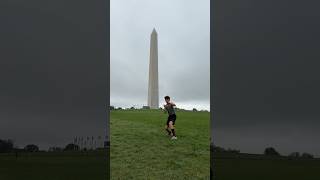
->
<box><xmin>110</xmin><ymin>109</ymin><xmax>210</xmax><ymax>179</ymax></box>
<box><xmin>0</xmin><ymin>150</ymin><xmax>108</xmax><ymax>180</ymax></box>
<box><xmin>2</xmin><ymin>108</ymin><xmax>319</xmax><ymax>180</ymax></box>
<box><xmin>213</xmin><ymin>152</ymin><xmax>320</xmax><ymax>180</ymax></box>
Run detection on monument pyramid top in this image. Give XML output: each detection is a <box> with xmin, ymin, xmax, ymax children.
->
<box><xmin>152</xmin><ymin>28</ymin><xmax>157</xmax><ymax>34</ymax></box>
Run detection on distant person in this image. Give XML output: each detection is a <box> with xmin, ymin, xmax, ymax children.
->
<box><xmin>163</xmin><ymin>96</ymin><xmax>177</xmax><ymax>140</ymax></box>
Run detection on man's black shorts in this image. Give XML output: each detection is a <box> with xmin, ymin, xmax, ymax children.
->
<box><xmin>167</xmin><ymin>114</ymin><xmax>177</xmax><ymax>125</ymax></box>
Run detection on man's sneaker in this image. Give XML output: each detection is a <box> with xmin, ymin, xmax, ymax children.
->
<box><xmin>171</xmin><ymin>136</ymin><xmax>177</xmax><ymax>140</ymax></box>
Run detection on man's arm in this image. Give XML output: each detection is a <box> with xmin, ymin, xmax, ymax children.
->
<box><xmin>170</xmin><ymin>102</ymin><xmax>176</xmax><ymax>107</ymax></box>
<box><xmin>163</xmin><ymin>105</ymin><xmax>167</xmax><ymax>113</ymax></box>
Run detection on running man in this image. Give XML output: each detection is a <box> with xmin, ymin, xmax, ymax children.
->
<box><xmin>163</xmin><ymin>96</ymin><xmax>177</xmax><ymax>140</ymax></box>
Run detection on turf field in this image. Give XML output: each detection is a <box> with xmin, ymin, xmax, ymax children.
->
<box><xmin>110</xmin><ymin>109</ymin><xmax>211</xmax><ymax>179</ymax></box>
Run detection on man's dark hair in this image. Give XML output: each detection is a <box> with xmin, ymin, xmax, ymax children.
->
<box><xmin>164</xmin><ymin>96</ymin><xmax>170</xmax><ymax>100</ymax></box>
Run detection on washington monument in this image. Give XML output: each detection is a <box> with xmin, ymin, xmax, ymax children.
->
<box><xmin>148</xmin><ymin>28</ymin><xmax>159</xmax><ymax>109</ymax></box>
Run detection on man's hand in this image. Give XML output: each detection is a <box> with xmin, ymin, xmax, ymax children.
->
<box><xmin>170</xmin><ymin>102</ymin><xmax>176</xmax><ymax>107</ymax></box>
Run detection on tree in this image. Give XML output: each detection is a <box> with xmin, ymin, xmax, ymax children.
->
<box><xmin>301</xmin><ymin>153</ymin><xmax>314</xmax><ymax>159</ymax></box>
<box><xmin>212</xmin><ymin>145</ymin><xmax>226</xmax><ymax>153</ymax></box>
<box><xmin>0</xmin><ymin>139</ymin><xmax>14</xmax><ymax>153</ymax></box>
<box><xmin>264</xmin><ymin>147</ymin><xmax>280</xmax><ymax>156</ymax></box>
<box><xmin>24</xmin><ymin>144</ymin><xmax>39</xmax><ymax>152</ymax></box>
<box><xmin>64</xmin><ymin>143</ymin><xmax>80</xmax><ymax>151</ymax></box>
<box><xmin>110</xmin><ymin>106</ymin><xmax>115</xmax><ymax>110</ymax></box>
<box><xmin>192</xmin><ymin>108</ymin><xmax>198</xmax><ymax>112</ymax></box>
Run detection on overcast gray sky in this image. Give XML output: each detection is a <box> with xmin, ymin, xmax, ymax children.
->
<box><xmin>2</xmin><ymin>0</ymin><xmax>319</xmax><ymax>158</ymax></box>
<box><xmin>110</xmin><ymin>0</ymin><xmax>210</xmax><ymax>110</ymax></box>
<box><xmin>213</xmin><ymin>0</ymin><xmax>320</xmax><ymax>157</ymax></box>
<box><xmin>0</xmin><ymin>0</ymin><xmax>107</xmax><ymax>150</ymax></box>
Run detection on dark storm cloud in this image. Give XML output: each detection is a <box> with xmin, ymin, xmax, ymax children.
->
<box><xmin>0</xmin><ymin>0</ymin><xmax>107</xmax><ymax>149</ymax></box>
<box><xmin>111</xmin><ymin>0</ymin><xmax>210</xmax><ymax>110</ymax></box>
<box><xmin>213</xmin><ymin>0</ymin><xmax>320</xmax><ymax>156</ymax></box>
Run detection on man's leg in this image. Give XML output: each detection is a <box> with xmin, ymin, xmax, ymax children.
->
<box><xmin>169</xmin><ymin>121</ymin><xmax>176</xmax><ymax>137</ymax></box>
<box><xmin>165</xmin><ymin>125</ymin><xmax>171</xmax><ymax>135</ymax></box>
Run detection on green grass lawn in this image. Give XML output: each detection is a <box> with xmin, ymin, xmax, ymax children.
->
<box><xmin>0</xmin><ymin>150</ymin><xmax>108</xmax><ymax>180</ymax></box>
<box><xmin>110</xmin><ymin>109</ymin><xmax>210</xmax><ymax>179</ymax></box>
<box><xmin>2</xmin><ymin>108</ymin><xmax>319</xmax><ymax>180</ymax></box>
<box><xmin>213</xmin><ymin>155</ymin><xmax>320</xmax><ymax>180</ymax></box>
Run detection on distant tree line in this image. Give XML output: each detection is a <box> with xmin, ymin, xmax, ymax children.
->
<box><xmin>0</xmin><ymin>139</ymin><xmax>40</xmax><ymax>153</ymax></box>
<box><xmin>288</xmin><ymin>152</ymin><xmax>314</xmax><ymax>159</ymax></box>
<box><xmin>211</xmin><ymin>144</ymin><xmax>315</xmax><ymax>159</ymax></box>
<box><xmin>264</xmin><ymin>147</ymin><xmax>314</xmax><ymax>159</ymax></box>
<box><xmin>109</xmin><ymin>105</ymin><xmax>209</xmax><ymax>112</ymax></box>
<box><xmin>0</xmin><ymin>138</ymin><xmax>109</xmax><ymax>154</ymax></box>
<box><xmin>212</xmin><ymin>145</ymin><xmax>240</xmax><ymax>153</ymax></box>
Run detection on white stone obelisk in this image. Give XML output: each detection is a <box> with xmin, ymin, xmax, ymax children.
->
<box><xmin>148</xmin><ymin>28</ymin><xmax>159</xmax><ymax>109</ymax></box>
